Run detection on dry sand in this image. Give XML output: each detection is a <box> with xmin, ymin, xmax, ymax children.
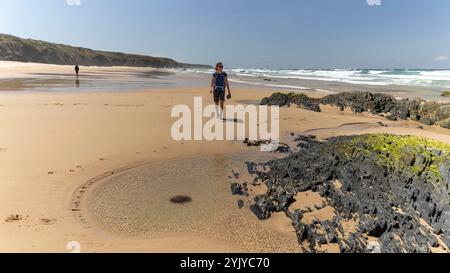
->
<box><xmin>1</xmin><ymin>64</ymin><xmax>449</xmax><ymax>253</ymax></box>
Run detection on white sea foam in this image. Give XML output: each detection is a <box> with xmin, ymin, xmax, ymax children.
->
<box><xmin>210</xmin><ymin>68</ymin><xmax>450</xmax><ymax>89</ymax></box>
<box><xmin>229</xmin><ymin>79</ymin><xmax>314</xmax><ymax>91</ymax></box>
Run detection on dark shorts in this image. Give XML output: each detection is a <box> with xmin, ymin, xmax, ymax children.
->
<box><xmin>214</xmin><ymin>87</ymin><xmax>225</xmax><ymax>103</ymax></box>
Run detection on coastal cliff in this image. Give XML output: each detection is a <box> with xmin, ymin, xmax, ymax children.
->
<box><xmin>0</xmin><ymin>33</ymin><xmax>210</xmax><ymax>69</ymax></box>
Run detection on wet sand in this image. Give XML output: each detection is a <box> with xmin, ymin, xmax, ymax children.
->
<box><xmin>83</xmin><ymin>154</ymin><xmax>301</xmax><ymax>253</ymax></box>
<box><xmin>1</xmin><ymin>63</ymin><xmax>450</xmax><ymax>253</ymax></box>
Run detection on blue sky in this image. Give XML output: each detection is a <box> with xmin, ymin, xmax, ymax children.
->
<box><xmin>0</xmin><ymin>0</ymin><xmax>449</xmax><ymax>69</ymax></box>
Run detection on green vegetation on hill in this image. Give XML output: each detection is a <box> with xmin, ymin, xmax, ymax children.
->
<box><xmin>0</xmin><ymin>33</ymin><xmax>210</xmax><ymax>68</ymax></box>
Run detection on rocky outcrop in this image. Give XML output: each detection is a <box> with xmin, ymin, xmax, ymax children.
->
<box><xmin>244</xmin><ymin>134</ymin><xmax>450</xmax><ymax>253</ymax></box>
<box><xmin>442</xmin><ymin>91</ymin><xmax>450</xmax><ymax>98</ymax></box>
<box><xmin>261</xmin><ymin>93</ymin><xmax>321</xmax><ymax>112</ymax></box>
<box><xmin>261</xmin><ymin>92</ymin><xmax>450</xmax><ymax>130</ymax></box>
<box><xmin>0</xmin><ymin>33</ymin><xmax>211</xmax><ymax>68</ymax></box>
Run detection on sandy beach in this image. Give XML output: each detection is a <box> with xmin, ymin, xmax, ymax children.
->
<box><xmin>1</xmin><ymin>63</ymin><xmax>449</xmax><ymax>253</ymax></box>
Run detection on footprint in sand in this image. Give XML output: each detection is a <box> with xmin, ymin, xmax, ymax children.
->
<box><xmin>40</xmin><ymin>218</ymin><xmax>57</xmax><ymax>226</ymax></box>
<box><xmin>0</xmin><ymin>148</ymin><xmax>7</xmax><ymax>153</ymax></box>
<box><xmin>48</xmin><ymin>171</ymin><xmax>57</xmax><ymax>175</ymax></box>
<box><xmin>5</xmin><ymin>214</ymin><xmax>23</xmax><ymax>223</ymax></box>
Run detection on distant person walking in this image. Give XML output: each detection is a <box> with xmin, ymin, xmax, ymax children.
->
<box><xmin>210</xmin><ymin>62</ymin><xmax>232</xmax><ymax>119</ymax></box>
<box><xmin>75</xmin><ymin>65</ymin><xmax>80</xmax><ymax>77</ymax></box>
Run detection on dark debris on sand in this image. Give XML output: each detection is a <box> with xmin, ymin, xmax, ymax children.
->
<box><xmin>170</xmin><ymin>196</ymin><xmax>193</xmax><ymax>205</ymax></box>
<box><xmin>243</xmin><ymin>138</ymin><xmax>291</xmax><ymax>153</ymax></box>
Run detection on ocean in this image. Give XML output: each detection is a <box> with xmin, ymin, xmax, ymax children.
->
<box><xmin>185</xmin><ymin>68</ymin><xmax>450</xmax><ymax>100</ymax></box>
<box><xmin>1</xmin><ymin>61</ymin><xmax>449</xmax><ymax>101</ymax></box>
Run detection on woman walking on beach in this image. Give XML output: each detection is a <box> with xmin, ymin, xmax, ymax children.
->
<box><xmin>210</xmin><ymin>62</ymin><xmax>232</xmax><ymax>119</ymax></box>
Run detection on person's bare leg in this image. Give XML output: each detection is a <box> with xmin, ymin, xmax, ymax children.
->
<box><xmin>220</xmin><ymin>101</ymin><xmax>225</xmax><ymax>119</ymax></box>
<box><xmin>215</xmin><ymin>101</ymin><xmax>220</xmax><ymax>118</ymax></box>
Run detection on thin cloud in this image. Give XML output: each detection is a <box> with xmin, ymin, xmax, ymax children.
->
<box><xmin>435</xmin><ymin>56</ymin><xmax>449</xmax><ymax>61</ymax></box>
<box><xmin>67</xmin><ymin>0</ymin><xmax>81</xmax><ymax>6</ymax></box>
<box><xmin>367</xmin><ymin>0</ymin><xmax>382</xmax><ymax>6</ymax></box>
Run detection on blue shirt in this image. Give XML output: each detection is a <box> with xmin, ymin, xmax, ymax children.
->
<box><xmin>213</xmin><ymin>72</ymin><xmax>227</xmax><ymax>87</ymax></box>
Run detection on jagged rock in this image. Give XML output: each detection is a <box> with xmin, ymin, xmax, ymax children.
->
<box><xmin>441</xmin><ymin>119</ymin><xmax>450</xmax><ymax>129</ymax></box>
<box><xmin>260</xmin><ymin>93</ymin><xmax>292</xmax><ymax>107</ymax></box>
<box><xmin>261</xmin><ymin>91</ymin><xmax>450</xmax><ymax>130</ymax></box>
<box><xmin>242</xmin><ymin>134</ymin><xmax>450</xmax><ymax>253</ymax></box>
<box><xmin>231</xmin><ymin>183</ymin><xmax>245</xmax><ymax>196</ymax></box>
<box><xmin>295</xmin><ymin>135</ymin><xmax>320</xmax><ymax>149</ymax></box>
<box><xmin>261</xmin><ymin>92</ymin><xmax>321</xmax><ymax>112</ymax></box>
<box><xmin>436</xmin><ymin>105</ymin><xmax>450</xmax><ymax>120</ymax></box>
<box><xmin>367</xmin><ymin>221</ymin><xmax>388</xmax><ymax>238</ymax></box>
<box><xmin>321</xmin><ymin>92</ymin><xmax>397</xmax><ymax>114</ymax></box>
<box><xmin>250</xmin><ymin>196</ymin><xmax>273</xmax><ymax>220</ymax></box>
<box><xmin>237</xmin><ymin>200</ymin><xmax>245</xmax><ymax>209</ymax></box>
<box><xmin>365</xmin><ymin>241</ymin><xmax>382</xmax><ymax>253</ymax></box>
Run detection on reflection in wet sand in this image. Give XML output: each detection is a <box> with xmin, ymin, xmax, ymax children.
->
<box><xmin>0</xmin><ymin>66</ymin><xmax>202</xmax><ymax>92</ymax></box>
<box><xmin>0</xmin><ymin>78</ymin><xmax>30</xmax><ymax>90</ymax></box>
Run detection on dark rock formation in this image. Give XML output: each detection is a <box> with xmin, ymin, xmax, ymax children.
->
<box><xmin>260</xmin><ymin>91</ymin><xmax>450</xmax><ymax>130</ymax></box>
<box><xmin>261</xmin><ymin>93</ymin><xmax>321</xmax><ymax>112</ymax></box>
<box><xmin>231</xmin><ymin>182</ymin><xmax>249</xmax><ymax>197</ymax></box>
<box><xmin>237</xmin><ymin>200</ymin><xmax>245</xmax><ymax>209</ymax></box>
<box><xmin>245</xmin><ymin>134</ymin><xmax>450</xmax><ymax>253</ymax></box>
<box><xmin>320</xmin><ymin>92</ymin><xmax>398</xmax><ymax>114</ymax></box>
<box><xmin>0</xmin><ymin>33</ymin><xmax>211</xmax><ymax>68</ymax></box>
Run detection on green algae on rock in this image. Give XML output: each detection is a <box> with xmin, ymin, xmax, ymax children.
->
<box><xmin>338</xmin><ymin>134</ymin><xmax>450</xmax><ymax>183</ymax></box>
